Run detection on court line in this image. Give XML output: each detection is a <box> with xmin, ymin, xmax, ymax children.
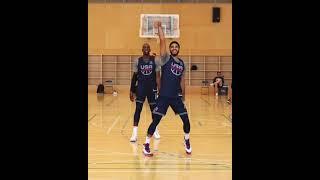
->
<box><xmin>88</xmin><ymin>154</ymin><xmax>231</xmax><ymax>165</ymax></box>
<box><xmin>88</xmin><ymin>114</ymin><xmax>96</xmax><ymax>122</ymax></box>
<box><xmin>106</xmin><ymin>115</ymin><xmax>121</xmax><ymax>135</ymax></box>
<box><xmin>120</xmin><ymin>114</ymin><xmax>132</xmax><ymax>136</ymax></box>
<box><xmin>105</xmin><ymin>96</ymin><xmax>118</xmax><ymax>106</ymax></box>
<box><xmin>200</xmin><ymin>96</ymin><xmax>211</xmax><ymax>105</ymax></box>
<box><xmin>221</xmin><ymin>114</ymin><xmax>232</xmax><ymax>124</ymax></box>
<box><xmin>89</xmin><ymin>150</ymin><xmax>231</xmax><ymax>159</ymax></box>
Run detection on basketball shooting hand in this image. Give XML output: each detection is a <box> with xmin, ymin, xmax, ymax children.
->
<box><xmin>154</xmin><ymin>21</ymin><xmax>161</xmax><ymax>28</ymax></box>
<box><xmin>154</xmin><ymin>21</ymin><xmax>158</xmax><ymax>28</ymax></box>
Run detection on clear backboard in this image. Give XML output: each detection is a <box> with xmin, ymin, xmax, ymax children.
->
<box><xmin>139</xmin><ymin>14</ymin><xmax>180</xmax><ymax>38</ymax></box>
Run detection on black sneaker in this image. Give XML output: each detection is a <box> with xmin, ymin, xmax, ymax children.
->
<box><xmin>143</xmin><ymin>143</ymin><xmax>153</xmax><ymax>156</ymax></box>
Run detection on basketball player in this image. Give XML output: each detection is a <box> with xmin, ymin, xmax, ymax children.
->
<box><xmin>129</xmin><ymin>43</ymin><xmax>161</xmax><ymax>142</ymax></box>
<box><xmin>142</xmin><ymin>21</ymin><xmax>192</xmax><ymax>156</ymax></box>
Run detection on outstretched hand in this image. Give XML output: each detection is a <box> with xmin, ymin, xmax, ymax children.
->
<box><xmin>154</xmin><ymin>21</ymin><xmax>161</xmax><ymax>28</ymax></box>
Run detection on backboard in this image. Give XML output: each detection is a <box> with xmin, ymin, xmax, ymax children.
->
<box><xmin>139</xmin><ymin>14</ymin><xmax>180</xmax><ymax>38</ymax></box>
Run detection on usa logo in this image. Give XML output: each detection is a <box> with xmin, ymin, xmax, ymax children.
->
<box><xmin>170</xmin><ymin>62</ymin><xmax>183</xmax><ymax>76</ymax></box>
<box><xmin>140</xmin><ymin>65</ymin><xmax>153</xmax><ymax>75</ymax></box>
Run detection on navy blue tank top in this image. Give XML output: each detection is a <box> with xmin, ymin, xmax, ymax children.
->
<box><xmin>159</xmin><ymin>56</ymin><xmax>185</xmax><ymax>97</ymax></box>
<box><xmin>136</xmin><ymin>56</ymin><xmax>157</xmax><ymax>93</ymax></box>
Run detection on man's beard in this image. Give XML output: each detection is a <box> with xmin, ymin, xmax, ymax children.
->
<box><xmin>170</xmin><ymin>50</ymin><xmax>179</xmax><ymax>56</ymax></box>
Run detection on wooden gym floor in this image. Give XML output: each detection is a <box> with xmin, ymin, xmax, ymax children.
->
<box><xmin>88</xmin><ymin>85</ymin><xmax>232</xmax><ymax>180</ymax></box>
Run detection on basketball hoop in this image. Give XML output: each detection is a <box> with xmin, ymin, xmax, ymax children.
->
<box><xmin>139</xmin><ymin>14</ymin><xmax>180</xmax><ymax>39</ymax></box>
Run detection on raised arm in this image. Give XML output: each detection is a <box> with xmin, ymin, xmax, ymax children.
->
<box><xmin>154</xmin><ymin>21</ymin><xmax>166</xmax><ymax>57</ymax></box>
<box><xmin>156</xmin><ymin>71</ymin><xmax>161</xmax><ymax>92</ymax></box>
<box><xmin>155</xmin><ymin>59</ymin><xmax>161</xmax><ymax>93</ymax></box>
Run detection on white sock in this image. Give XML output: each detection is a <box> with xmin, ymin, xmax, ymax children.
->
<box><xmin>133</xmin><ymin>126</ymin><xmax>138</xmax><ymax>135</ymax></box>
<box><xmin>184</xmin><ymin>133</ymin><xmax>190</xmax><ymax>140</ymax></box>
<box><xmin>145</xmin><ymin>136</ymin><xmax>151</xmax><ymax>144</ymax></box>
<box><xmin>155</xmin><ymin>126</ymin><xmax>159</xmax><ymax>133</ymax></box>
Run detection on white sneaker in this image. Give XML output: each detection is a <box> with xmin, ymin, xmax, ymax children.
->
<box><xmin>154</xmin><ymin>129</ymin><xmax>160</xmax><ymax>139</ymax></box>
<box><xmin>130</xmin><ymin>134</ymin><xmax>137</xmax><ymax>142</ymax></box>
<box><xmin>184</xmin><ymin>138</ymin><xmax>192</xmax><ymax>154</ymax></box>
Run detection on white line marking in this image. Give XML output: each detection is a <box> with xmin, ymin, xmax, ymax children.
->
<box><xmin>106</xmin><ymin>115</ymin><xmax>121</xmax><ymax>135</ymax></box>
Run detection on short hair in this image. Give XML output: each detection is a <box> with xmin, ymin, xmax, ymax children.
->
<box><xmin>169</xmin><ymin>41</ymin><xmax>180</xmax><ymax>48</ymax></box>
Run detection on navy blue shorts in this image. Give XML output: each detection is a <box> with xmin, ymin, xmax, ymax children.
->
<box><xmin>135</xmin><ymin>88</ymin><xmax>158</xmax><ymax>106</ymax></box>
<box><xmin>153</xmin><ymin>96</ymin><xmax>187</xmax><ymax>116</ymax></box>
